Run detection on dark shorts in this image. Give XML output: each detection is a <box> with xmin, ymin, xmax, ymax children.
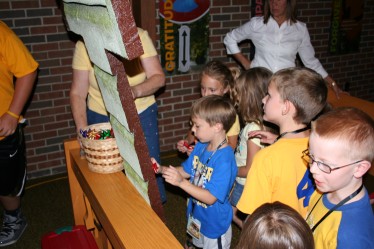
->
<box><xmin>0</xmin><ymin>125</ymin><xmax>26</xmax><ymax>196</ymax></box>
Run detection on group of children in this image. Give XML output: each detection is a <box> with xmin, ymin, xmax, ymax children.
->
<box><xmin>152</xmin><ymin>61</ymin><xmax>374</xmax><ymax>249</ymax></box>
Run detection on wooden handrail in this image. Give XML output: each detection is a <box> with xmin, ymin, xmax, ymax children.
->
<box><xmin>64</xmin><ymin>139</ymin><xmax>182</xmax><ymax>249</ymax></box>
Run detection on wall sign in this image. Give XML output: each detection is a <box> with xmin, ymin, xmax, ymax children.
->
<box><xmin>251</xmin><ymin>0</ymin><xmax>264</xmax><ymax>17</ymax></box>
<box><xmin>329</xmin><ymin>0</ymin><xmax>364</xmax><ymax>54</ymax></box>
<box><xmin>159</xmin><ymin>0</ymin><xmax>210</xmax><ymax>75</ymax></box>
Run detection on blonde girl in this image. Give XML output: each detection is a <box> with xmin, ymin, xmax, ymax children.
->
<box><xmin>177</xmin><ymin>60</ymin><xmax>240</xmax><ymax>154</ymax></box>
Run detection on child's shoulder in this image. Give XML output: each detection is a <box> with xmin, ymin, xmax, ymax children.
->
<box><xmin>214</xmin><ymin>146</ymin><xmax>236</xmax><ymax>167</ymax></box>
<box><xmin>251</xmin><ymin>137</ymin><xmax>309</xmax><ymax>164</ymax></box>
<box><xmin>217</xmin><ymin>145</ymin><xmax>235</xmax><ymax>158</ymax></box>
<box><xmin>242</xmin><ymin>121</ymin><xmax>261</xmax><ymax>133</ymax></box>
<box><xmin>273</xmin><ymin>137</ymin><xmax>309</xmax><ymax>149</ymax></box>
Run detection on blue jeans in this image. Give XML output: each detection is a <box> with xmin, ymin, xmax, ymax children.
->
<box><xmin>139</xmin><ymin>103</ymin><xmax>167</xmax><ymax>203</ymax></box>
<box><xmin>87</xmin><ymin>109</ymin><xmax>109</xmax><ymax>125</ymax></box>
<box><xmin>87</xmin><ymin>105</ymin><xmax>167</xmax><ymax>203</ymax></box>
<box><xmin>229</xmin><ymin>181</ymin><xmax>244</xmax><ymax>206</ymax></box>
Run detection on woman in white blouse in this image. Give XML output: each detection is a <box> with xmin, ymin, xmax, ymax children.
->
<box><xmin>224</xmin><ymin>0</ymin><xmax>342</xmax><ymax>96</ymax></box>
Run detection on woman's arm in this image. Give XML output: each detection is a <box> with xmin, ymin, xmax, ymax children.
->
<box><xmin>232</xmin><ymin>53</ymin><xmax>251</xmax><ymax>70</ymax></box>
<box><xmin>131</xmin><ymin>55</ymin><xmax>165</xmax><ymax>99</ymax></box>
<box><xmin>70</xmin><ymin>69</ymin><xmax>90</xmax><ymax>134</ymax></box>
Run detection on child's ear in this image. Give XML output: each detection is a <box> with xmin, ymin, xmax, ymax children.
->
<box><xmin>282</xmin><ymin>100</ymin><xmax>294</xmax><ymax>115</ymax></box>
<box><xmin>353</xmin><ymin>160</ymin><xmax>371</xmax><ymax>178</ymax></box>
<box><xmin>214</xmin><ymin>122</ymin><xmax>224</xmax><ymax>132</ymax></box>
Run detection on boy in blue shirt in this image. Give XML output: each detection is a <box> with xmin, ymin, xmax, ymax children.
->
<box><xmin>305</xmin><ymin>107</ymin><xmax>374</xmax><ymax>248</ymax></box>
<box><xmin>152</xmin><ymin>95</ymin><xmax>237</xmax><ymax>249</ymax></box>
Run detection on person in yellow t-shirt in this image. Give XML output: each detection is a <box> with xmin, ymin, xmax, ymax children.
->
<box><xmin>70</xmin><ymin>28</ymin><xmax>167</xmax><ymax>203</ymax></box>
<box><xmin>237</xmin><ymin>67</ymin><xmax>327</xmax><ymax>218</ymax></box>
<box><xmin>0</xmin><ymin>20</ymin><xmax>38</xmax><ymax>247</ymax></box>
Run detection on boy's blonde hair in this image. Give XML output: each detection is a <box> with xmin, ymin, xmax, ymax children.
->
<box><xmin>271</xmin><ymin>67</ymin><xmax>328</xmax><ymax>125</ymax></box>
<box><xmin>312</xmin><ymin>107</ymin><xmax>374</xmax><ymax>162</ymax></box>
<box><xmin>191</xmin><ymin>95</ymin><xmax>236</xmax><ymax>132</ymax></box>
<box><xmin>231</xmin><ymin>67</ymin><xmax>272</xmax><ymax>127</ymax></box>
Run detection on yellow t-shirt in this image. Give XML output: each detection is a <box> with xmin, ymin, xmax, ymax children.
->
<box><xmin>72</xmin><ymin>28</ymin><xmax>157</xmax><ymax>115</ymax></box>
<box><xmin>227</xmin><ymin>114</ymin><xmax>240</xmax><ymax>137</ymax></box>
<box><xmin>237</xmin><ymin>137</ymin><xmax>312</xmax><ymax>217</ymax></box>
<box><xmin>0</xmin><ymin>21</ymin><xmax>38</xmax><ymax>140</ymax></box>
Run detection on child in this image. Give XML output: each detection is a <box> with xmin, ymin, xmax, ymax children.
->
<box><xmin>305</xmin><ymin>107</ymin><xmax>374</xmax><ymax>248</ymax></box>
<box><xmin>177</xmin><ymin>60</ymin><xmax>240</xmax><ymax>154</ymax></box>
<box><xmin>229</xmin><ymin>67</ymin><xmax>272</xmax><ymax>228</ymax></box>
<box><xmin>237</xmin><ymin>67</ymin><xmax>328</xmax><ymax>217</ymax></box>
<box><xmin>153</xmin><ymin>95</ymin><xmax>238</xmax><ymax>249</ymax></box>
<box><xmin>236</xmin><ymin>202</ymin><xmax>315</xmax><ymax>249</ymax></box>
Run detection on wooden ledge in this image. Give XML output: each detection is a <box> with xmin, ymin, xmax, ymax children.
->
<box><xmin>64</xmin><ymin>139</ymin><xmax>182</xmax><ymax>248</ymax></box>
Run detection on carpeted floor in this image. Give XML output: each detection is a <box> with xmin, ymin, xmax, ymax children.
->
<box><xmin>1</xmin><ymin>175</ymin><xmax>74</xmax><ymax>249</ymax></box>
<box><xmin>1</xmin><ymin>151</ymin><xmax>373</xmax><ymax>249</ymax></box>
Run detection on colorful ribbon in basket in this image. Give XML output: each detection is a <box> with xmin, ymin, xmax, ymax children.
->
<box><xmin>80</xmin><ymin>128</ymin><xmax>115</xmax><ymax>140</ymax></box>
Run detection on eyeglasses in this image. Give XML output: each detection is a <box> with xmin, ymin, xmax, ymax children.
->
<box><xmin>302</xmin><ymin>150</ymin><xmax>363</xmax><ymax>174</ymax></box>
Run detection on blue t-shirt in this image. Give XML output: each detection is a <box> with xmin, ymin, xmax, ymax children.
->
<box><xmin>182</xmin><ymin>142</ymin><xmax>237</xmax><ymax>239</ymax></box>
<box><xmin>307</xmin><ymin>189</ymin><xmax>374</xmax><ymax>249</ymax></box>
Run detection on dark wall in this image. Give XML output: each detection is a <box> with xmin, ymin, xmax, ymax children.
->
<box><xmin>1</xmin><ymin>0</ymin><xmax>373</xmax><ymax>178</ymax></box>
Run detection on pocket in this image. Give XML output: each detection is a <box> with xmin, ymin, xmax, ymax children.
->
<box><xmin>0</xmin><ymin>130</ymin><xmax>19</xmax><ymax>160</ymax></box>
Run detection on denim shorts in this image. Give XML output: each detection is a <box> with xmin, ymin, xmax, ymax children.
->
<box><xmin>229</xmin><ymin>181</ymin><xmax>244</xmax><ymax>206</ymax></box>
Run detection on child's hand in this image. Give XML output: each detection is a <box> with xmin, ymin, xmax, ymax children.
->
<box><xmin>248</xmin><ymin>130</ymin><xmax>278</xmax><ymax>145</ymax></box>
<box><xmin>150</xmin><ymin>157</ymin><xmax>162</xmax><ymax>174</ymax></box>
<box><xmin>177</xmin><ymin>139</ymin><xmax>194</xmax><ymax>155</ymax></box>
<box><xmin>162</xmin><ymin>166</ymin><xmax>184</xmax><ymax>187</ymax></box>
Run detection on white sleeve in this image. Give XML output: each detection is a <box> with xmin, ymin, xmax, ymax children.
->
<box><xmin>297</xmin><ymin>24</ymin><xmax>328</xmax><ymax>78</ymax></box>
<box><xmin>224</xmin><ymin>20</ymin><xmax>253</xmax><ymax>55</ymax></box>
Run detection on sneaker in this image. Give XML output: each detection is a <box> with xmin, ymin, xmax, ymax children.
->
<box><xmin>0</xmin><ymin>212</ymin><xmax>28</xmax><ymax>247</ymax></box>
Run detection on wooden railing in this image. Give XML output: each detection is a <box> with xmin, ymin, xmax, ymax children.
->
<box><xmin>64</xmin><ymin>139</ymin><xmax>182</xmax><ymax>249</ymax></box>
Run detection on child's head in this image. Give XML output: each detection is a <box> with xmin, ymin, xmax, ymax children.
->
<box><xmin>236</xmin><ymin>201</ymin><xmax>314</xmax><ymax>249</ymax></box>
<box><xmin>307</xmin><ymin>107</ymin><xmax>374</xmax><ymax>193</ymax></box>
<box><xmin>264</xmin><ymin>67</ymin><xmax>328</xmax><ymax>125</ymax></box>
<box><xmin>231</xmin><ymin>67</ymin><xmax>272</xmax><ymax>126</ymax></box>
<box><xmin>200</xmin><ymin>60</ymin><xmax>239</xmax><ymax>97</ymax></box>
<box><xmin>190</xmin><ymin>95</ymin><xmax>236</xmax><ymax>141</ymax></box>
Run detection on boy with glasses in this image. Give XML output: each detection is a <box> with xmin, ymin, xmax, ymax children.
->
<box><xmin>305</xmin><ymin>107</ymin><xmax>374</xmax><ymax>248</ymax></box>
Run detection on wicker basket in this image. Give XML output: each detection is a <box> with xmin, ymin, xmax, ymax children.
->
<box><xmin>79</xmin><ymin>123</ymin><xmax>123</xmax><ymax>174</ymax></box>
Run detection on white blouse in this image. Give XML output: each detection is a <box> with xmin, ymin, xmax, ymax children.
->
<box><xmin>224</xmin><ymin>16</ymin><xmax>328</xmax><ymax>78</ymax></box>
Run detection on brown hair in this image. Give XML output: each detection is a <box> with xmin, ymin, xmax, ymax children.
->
<box><xmin>312</xmin><ymin>107</ymin><xmax>374</xmax><ymax>162</ymax></box>
<box><xmin>201</xmin><ymin>60</ymin><xmax>240</xmax><ymax>94</ymax></box>
<box><xmin>191</xmin><ymin>95</ymin><xmax>236</xmax><ymax>132</ymax></box>
<box><xmin>236</xmin><ymin>202</ymin><xmax>314</xmax><ymax>249</ymax></box>
<box><xmin>263</xmin><ymin>0</ymin><xmax>297</xmax><ymax>24</ymax></box>
<box><xmin>270</xmin><ymin>67</ymin><xmax>327</xmax><ymax>125</ymax></box>
<box><xmin>231</xmin><ymin>67</ymin><xmax>272</xmax><ymax>127</ymax></box>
